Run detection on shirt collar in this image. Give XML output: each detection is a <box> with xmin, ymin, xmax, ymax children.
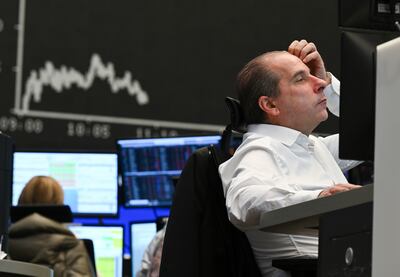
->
<box><xmin>246</xmin><ymin>124</ymin><xmax>312</xmax><ymax>148</ymax></box>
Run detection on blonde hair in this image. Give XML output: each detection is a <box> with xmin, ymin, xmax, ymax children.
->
<box><xmin>18</xmin><ymin>176</ymin><xmax>64</xmax><ymax>205</ymax></box>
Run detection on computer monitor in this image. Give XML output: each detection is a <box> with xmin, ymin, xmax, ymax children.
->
<box><xmin>117</xmin><ymin>135</ymin><xmax>221</xmax><ymax>207</ymax></box>
<box><xmin>12</xmin><ymin>151</ymin><xmax>118</xmax><ymax>216</ymax></box>
<box><xmin>68</xmin><ymin>225</ymin><xmax>124</xmax><ymax>277</ymax></box>
<box><xmin>339</xmin><ymin>0</ymin><xmax>400</xmax><ymax>31</ymax></box>
<box><xmin>130</xmin><ymin>221</ymin><xmax>158</xmax><ymax>276</ymax></box>
<box><xmin>339</xmin><ymin>29</ymin><xmax>399</xmax><ymax>161</ymax></box>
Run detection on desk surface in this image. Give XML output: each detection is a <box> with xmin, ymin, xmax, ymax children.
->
<box><xmin>259</xmin><ymin>184</ymin><xmax>373</xmax><ymax>236</ymax></box>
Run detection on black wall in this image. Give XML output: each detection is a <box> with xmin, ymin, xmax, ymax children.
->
<box><xmin>0</xmin><ymin>0</ymin><xmax>341</xmax><ymax>150</ymax></box>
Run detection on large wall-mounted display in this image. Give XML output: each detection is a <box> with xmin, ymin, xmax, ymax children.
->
<box><xmin>0</xmin><ymin>0</ymin><xmax>341</xmax><ymax>150</ymax></box>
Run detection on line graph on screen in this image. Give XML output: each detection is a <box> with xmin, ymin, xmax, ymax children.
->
<box><xmin>10</xmin><ymin>0</ymin><xmax>222</xmax><ymax>132</ymax></box>
<box><xmin>17</xmin><ymin>53</ymin><xmax>149</xmax><ymax>114</ymax></box>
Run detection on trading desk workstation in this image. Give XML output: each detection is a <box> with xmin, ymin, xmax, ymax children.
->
<box><xmin>260</xmin><ymin>184</ymin><xmax>374</xmax><ymax>276</ymax></box>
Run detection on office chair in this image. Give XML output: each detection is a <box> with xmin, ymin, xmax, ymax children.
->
<box><xmin>10</xmin><ymin>205</ymin><xmax>73</xmax><ymax>223</ymax></box>
<box><xmin>159</xmin><ymin>97</ymin><xmax>261</xmax><ymax>277</ymax></box>
<box><xmin>220</xmin><ymin>97</ymin><xmax>247</xmax><ymax>154</ymax></box>
<box><xmin>160</xmin><ymin>97</ymin><xmax>317</xmax><ymax>277</ymax></box>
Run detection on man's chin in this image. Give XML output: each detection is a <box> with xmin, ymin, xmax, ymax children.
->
<box><xmin>321</xmin><ymin>110</ymin><xmax>329</xmax><ymax>121</ymax></box>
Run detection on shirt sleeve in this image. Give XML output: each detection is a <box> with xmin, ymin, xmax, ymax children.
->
<box><xmin>324</xmin><ymin>73</ymin><xmax>340</xmax><ymax>117</ymax></box>
<box><xmin>321</xmin><ymin>74</ymin><xmax>363</xmax><ymax>170</ymax></box>
<box><xmin>220</xmin><ymin>148</ymin><xmax>322</xmax><ymax>230</ymax></box>
<box><xmin>318</xmin><ymin>134</ymin><xmax>363</xmax><ymax>171</ymax></box>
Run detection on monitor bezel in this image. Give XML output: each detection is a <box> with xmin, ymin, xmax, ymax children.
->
<box><xmin>129</xmin><ymin>220</ymin><xmax>160</xmax><ymax>276</ymax></box>
<box><xmin>12</xmin><ymin>149</ymin><xmax>120</xmax><ymax>218</ymax></box>
<box><xmin>339</xmin><ymin>28</ymin><xmax>399</xmax><ymax>161</ymax></box>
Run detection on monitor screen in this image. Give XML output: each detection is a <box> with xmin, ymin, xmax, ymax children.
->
<box><xmin>117</xmin><ymin>135</ymin><xmax>221</xmax><ymax>207</ymax></box>
<box><xmin>130</xmin><ymin>221</ymin><xmax>158</xmax><ymax>276</ymax></box>
<box><xmin>12</xmin><ymin>151</ymin><xmax>118</xmax><ymax>216</ymax></box>
<box><xmin>68</xmin><ymin>225</ymin><xmax>124</xmax><ymax>277</ymax></box>
<box><xmin>339</xmin><ymin>29</ymin><xmax>399</xmax><ymax>161</ymax></box>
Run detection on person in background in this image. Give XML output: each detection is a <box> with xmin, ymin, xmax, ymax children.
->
<box><xmin>137</xmin><ymin>225</ymin><xmax>167</xmax><ymax>277</ymax></box>
<box><xmin>8</xmin><ymin>175</ymin><xmax>95</xmax><ymax>277</ymax></box>
<box><xmin>219</xmin><ymin>40</ymin><xmax>362</xmax><ymax>277</ymax></box>
<box><xmin>17</xmin><ymin>175</ymin><xmax>64</xmax><ymax>205</ymax></box>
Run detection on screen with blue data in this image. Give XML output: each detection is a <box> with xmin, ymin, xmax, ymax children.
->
<box><xmin>12</xmin><ymin>152</ymin><xmax>118</xmax><ymax>216</ymax></box>
<box><xmin>68</xmin><ymin>225</ymin><xmax>124</xmax><ymax>277</ymax></box>
<box><xmin>117</xmin><ymin>135</ymin><xmax>221</xmax><ymax>207</ymax></box>
<box><xmin>130</xmin><ymin>222</ymin><xmax>158</xmax><ymax>276</ymax></box>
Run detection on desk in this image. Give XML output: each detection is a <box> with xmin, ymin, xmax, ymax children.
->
<box><xmin>0</xmin><ymin>259</ymin><xmax>53</xmax><ymax>276</ymax></box>
<box><xmin>259</xmin><ymin>184</ymin><xmax>373</xmax><ymax>236</ymax></box>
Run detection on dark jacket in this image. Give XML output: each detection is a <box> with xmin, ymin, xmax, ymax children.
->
<box><xmin>159</xmin><ymin>146</ymin><xmax>262</xmax><ymax>277</ymax></box>
<box><xmin>8</xmin><ymin>213</ymin><xmax>95</xmax><ymax>277</ymax></box>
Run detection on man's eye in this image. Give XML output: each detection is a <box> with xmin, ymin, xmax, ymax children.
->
<box><xmin>296</xmin><ymin>77</ymin><xmax>304</xmax><ymax>82</ymax></box>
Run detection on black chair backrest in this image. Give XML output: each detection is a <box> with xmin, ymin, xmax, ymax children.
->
<box><xmin>159</xmin><ymin>96</ymin><xmax>261</xmax><ymax>277</ymax></box>
<box><xmin>10</xmin><ymin>205</ymin><xmax>73</xmax><ymax>223</ymax></box>
<box><xmin>208</xmin><ymin>146</ymin><xmax>262</xmax><ymax>277</ymax></box>
<box><xmin>81</xmin><ymin>239</ymin><xmax>97</xmax><ymax>277</ymax></box>
<box><xmin>220</xmin><ymin>97</ymin><xmax>247</xmax><ymax>156</ymax></box>
<box><xmin>225</xmin><ymin>97</ymin><xmax>247</xmax><ymax>133</ymax></box>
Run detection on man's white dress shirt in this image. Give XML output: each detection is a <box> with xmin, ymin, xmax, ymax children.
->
<box><xmin>219</xmin><ymin>76</ymin><xmax>360</xmax><ymax>277</ymax></box>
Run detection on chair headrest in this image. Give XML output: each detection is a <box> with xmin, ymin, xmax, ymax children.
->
<box><xmin>225</xmin><ymin>97</ymin><xmax>247</xmax><ymax>133</ymax></box>
<box><xmin>10</xmin><ymin>205</ymin><xmax>73</xmax><ymax>223</ymax></box>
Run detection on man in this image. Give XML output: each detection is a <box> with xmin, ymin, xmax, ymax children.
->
<box><xmin>219</xmin><ymin>40</ymin><xmax>361</xmax><ymax>277</ymax></box>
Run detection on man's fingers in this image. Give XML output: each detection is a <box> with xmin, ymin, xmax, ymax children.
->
<box><xmin>336</xmin><ymin>183</ymin><xmax>362</xmax><ymax>189</ymax></box>
<box><xmin>319</xmin><ymin>189</ymin><xmax>333</xmax><ymax>198</ymax></box>
<box><xmin>288</xmin><ymin>40</ymin><xmax>318</xmax><ymax>61</ymax></box>
<box><xmin>299</xmin><ymin>42</ymin><xmax>317</xmax><ymax>61</ymax></box>
<box><xmin>288</xmin><ymin>39</ymin><xmax>308</xmax><ymax>57</ymax></box>
<box><xmin>288</xmin><ymin>40</ymin><xmax>299</xmax><ymax>54</ymax></box>
<box><xmin>330</xmin><ymin>184</ymin><xmax>362</xmax><ymax>195</ymax></box>
<box><xmin>293</xmin><ymin>39</ymin><xmax>308</xmax><ymax>56</ymax></box>
<box><xmin>302</xmin><ymin>51</ymin><xmax>319</xmax><ymax>64</ymax></box>
<box><xmin>329</xmin><ymin>187</ymin><xmax>348</xmax><ymax>195</ymax></box>
<box><xmin>319</xmin><ymin>184</ymin><xmax>361</xmax><ymax>198</ymax></box>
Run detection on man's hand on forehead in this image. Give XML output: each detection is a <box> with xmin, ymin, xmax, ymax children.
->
<box><xmin>288</xmin><ymin>40</ymin><xmax>317</xmax><ymax>61</ymax></box>
<box><xmin>288</xmin><ymin>39</ymin><xmax>328</xmax><ymax>83</ymax></box>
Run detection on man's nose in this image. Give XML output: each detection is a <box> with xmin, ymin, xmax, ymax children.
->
<box><xmin>310</xmin><ymin>75</ymin><xmax>327</xmax><ymax>93</ymax></box>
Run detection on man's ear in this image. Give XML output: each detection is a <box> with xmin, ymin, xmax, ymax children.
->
<box><xmin>258</xmin><ymin>96</ymin><xmax>279</xmax><ymax>117</ymax></box>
